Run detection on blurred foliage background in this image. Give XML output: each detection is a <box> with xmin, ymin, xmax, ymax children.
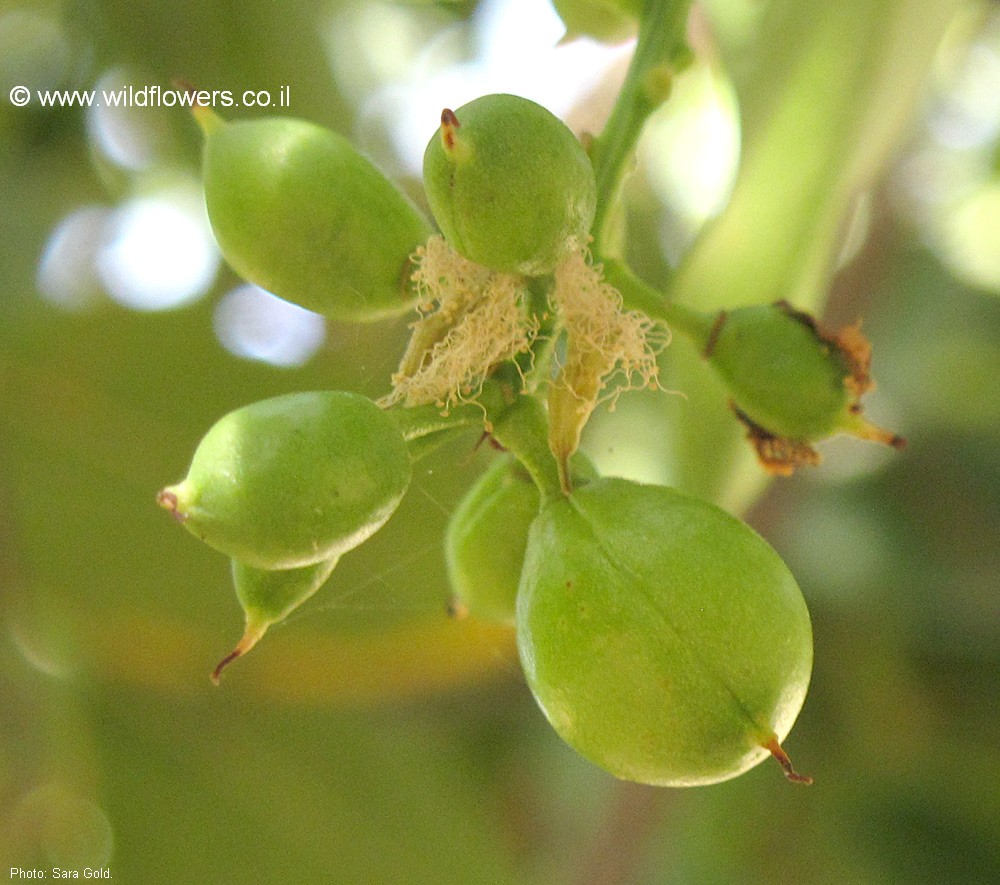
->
<box><xmin>2</xmin><ymin>0</ymin><xmax>999</xmax><ymax>882</ymax></box>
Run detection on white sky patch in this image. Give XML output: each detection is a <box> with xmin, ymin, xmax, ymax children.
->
<box><xmin>356</xmin><ymin>0</ymin><xmax>633</xmax><ymax>174</ymax></box>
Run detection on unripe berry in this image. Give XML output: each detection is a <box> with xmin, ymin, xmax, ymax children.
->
<box><xmin>445</xmin><ymin>455</ymin><xmax>536</xmax><ymax>625</ymax></box>
<box><xmin>422</xmin><ymin>94</ymin><xmax>597</xmax><ymax>276</ymax></box>
<box><xmin>517</xmin><ymin>477</ymin><xmax>812</xmax><ymax>786</ymax></box>
<box><xmin>158</xmin><ymin>391</ymin><xmax>411</xmax><ymax>569</ymax></box>
<box><xmin>197</xmin><ymin>111</ymin><xmax>432</xmax><ymax>321</ymax></box>
<box><xmin>445</xmin><ymin>453</ymin><xmax>596</xmax><ymax>624</ymax></box>
<box><xmin>704</xmin><ymin>302</ymin><xmax>905</xmax><ymax>473</ymax></box>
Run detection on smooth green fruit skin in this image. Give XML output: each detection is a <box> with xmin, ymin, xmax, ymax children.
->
<box><xmin>168</xmin><ymin>392</ymin><xmax>411</xmax><ymax>569</ymax></box>
<box><xmin>232</xmin><ymin>557</ymin><xmax>338</xmax><ymax>628</ymax></box>
<box><xmin>517</xmin><ymin>478</ymin><xmax>812</xmax><ymax>787</ymax></box>
<box><xmin>708</xmin><ymin>304</ymin><xmax>850</xmax><ymax>439</ymax></box>
<box><xmin>446</xmin><ymin>452</ymin><xmax>599</xmax><ymax>624</ymax></box>
<box><xmin>423</xmin><ymin>94</ymin><xmax>597</xmax><ymax>276</ymax></box>
<box><xmin>445</xmin><ymin>455</ymin><xmax>538</xmax><ymax>625</ymax></box>
<box><xmin>203</xmin><ymin>118</ymin><xmax>432</xmax><ymax>321</ymax></box>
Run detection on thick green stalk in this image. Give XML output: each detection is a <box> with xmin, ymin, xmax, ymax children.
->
<box><xmin>589</xmin><ymin>0</ymin><xmax>693</xmax><ymax>255</ymax></box>
<box><xmin>478</xmin><ymin>380</ymin><xmax>564</xmax><ymax>501</ymax></box>
<box><xmin>601</xmin><ymin>257</ymin><xmax>714</xmax><ymax>349</ymax></box>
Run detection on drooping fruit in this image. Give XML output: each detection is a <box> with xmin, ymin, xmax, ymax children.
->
<box><xmin>196</xmin><ymin>108</ymin><xmax>432</xmax><ymax>321</ymax></box>
<box><xmin>445</xmin><ymin>452</ymin><xmax>596</xmax><ymax>624</ymax></box>
<box><xmin>158</xmin><ymin>391</ymin><xmax>411</xmax><ymax>569</ymax></box>
<box><xmin>422</xmin><ymin>94</ymin><xmax>596</xmax><ymax>276</ymax></box>
<box><xmin>211</xmin><ymin>556</ymin><xmax>339</xmax><ymax>683</ymax></box>
<box><xmin>517</xmin><ymin>477</ymin><xmax>813</xmax><ymax>786</ymax></box>
<box><xmin>703</xmin><ymin>301</ymin><xmax>905</xmax><ymax>473</ymax></box>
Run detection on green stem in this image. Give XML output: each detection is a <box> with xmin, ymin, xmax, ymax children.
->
<box><xmin>387</xmin><ymin>402</ymin><xmax>484</xmax><ymax>442</ymax></box>
<box><xmin>387</xmin><ymin>402</ymin><xmax>485</xmax><ymax>465</ymax></box>
<box><xmin>389</xmin><ymin>381</ymin><xmax>563</xmax><ymax>498</ymax></box>
<box><xmin>478</xmin><ymin>380</ymin><xmax>564</xmax><ymax>501</ymax></box>
<box><xmin>589</xmin><ymin>0</ymin><xmax>693</xmax><ymax>255</ymax></box>
<box><xmin>601</xmin><ymin>257</ymin><xmax>715</xmax><ymax>350</ymax></box>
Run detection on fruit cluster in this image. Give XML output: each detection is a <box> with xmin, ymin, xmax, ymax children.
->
<box><xmin>160</xmin><ymin>89</ymin><xmax>903</xmax><ymax>787</ymax></box>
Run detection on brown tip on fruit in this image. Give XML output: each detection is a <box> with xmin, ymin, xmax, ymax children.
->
<box><xmin>174</xmin><ymin>81</ymin><xmax>224</xmax><ymax>136</ymax></box>
<box><xmin>774</xmin><ymin>299</ymin><xmax>820</xmax><ymax>334</ymax></box>
<box><xmin>732</xmin><ymin>405</ymin><xmax>821</xmax><ymax>476</ymax></box>
<box><xmin>764</xmin><ymin>736</ymin><xmax>813</xmax><ymax>784</ymax></box>
<box><xmin>440</xmin><ymin>108</ymin><xmax>460</xmax><ymax>152</ymax></box>
<box><xmin>156</xmin><ymin>488</ymin><xmax>186</xmax><ymax>522</ymax></box>
<box><xmin>210</xmin><ymin>622</ymin><xmax>268</xmax><ymax>685</ymax></box>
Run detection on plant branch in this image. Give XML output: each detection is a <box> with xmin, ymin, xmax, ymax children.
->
<box><xmin>589</xmin><ymin>0</ymin><xmax>693</xmax><ymax>255</ymax></box>
<box><xmin>601</xmin><ymin>256</ymin><xmax>715</xmax><ymax>350</ymax></box>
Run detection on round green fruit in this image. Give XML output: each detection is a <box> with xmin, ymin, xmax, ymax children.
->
<box><xmin>422</xmin><ymin>94</ymin><xmax>597</xmax><ymax>276</ymax></box>
<box><xmin>707</xmin><ymin>303</ymin><xmax>852</xmax><ymax>441</ymax></box>
<box><xmin>704</xmin><ymin>301</ymin><xmax>904</xmax><ymax>473</ymax></box>
<box><xmin>517</xmin><ymin>477</ymin><xmax>812</xmax><ymax>787</ymax></box>
<box><xmin>445</xmin><ymin>455</ymin><xmax>537</xmax><ymax>625</ymax></box>
<box><xmin>446</xmin><ymin>452</ymin><xmax>599</xmax><ymax>624</ymax></box>
<box><xmin>159</xmin><ymin>391</ymin><xmax>411</xmax><ymax>570</ymax></box>
<box><xmin>199</xmin><ymin>113</ymin><xmax>432</xmax><ymax>321</ymax></box>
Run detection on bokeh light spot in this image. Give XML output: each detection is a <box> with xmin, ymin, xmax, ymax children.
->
<box><xmin>214</xmin><ymin>284</ymin><xmax>327</xmax><ymax>367</ymax></box>
<box><xmin>86</xmin><ymin>68</ymin><xmax>167</xmax><ymax>170</ymax></box>
<box><xmin>96</xmin><ymin>187</ymin><xmax>219</xmax><ymax>311</ymax></box>
<box><xmin>37</xmin><ymin>205</ymin><xmax>112</xmax><ymax>312</ymax></box>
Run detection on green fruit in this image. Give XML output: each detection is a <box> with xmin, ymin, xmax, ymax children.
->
<box><xmin>422</xmin><ymin>94</ymin><xmax>597</xmax><ymax>276</ymax></box>
<box><xmin>708</xmin><ymin>303</ymin><xmax>851</xmax><ymax>440</ymax></box>
<box><xmin>446</xmin><ymin>452</ymin><xmax>599</xmax><ymax>624</ymax></box>
<box><xmin>704</xmin><ymin>301</ymin><xmax>904</xmax><ymax>473</ymax></box>
<box><xmin>159</xmin><ymin>391</ymin><xmax>411</xmax><ymax>569</ymax></box>
<box><xmin>198</xmin><ymin>112</ymin><xmax>432</xmax><ymax>321</ymax></box>
<box><xmin>517</xmin><ymin>477</ymin><xmax>812</xmax><ymax>787</ymax></box>
<box><xmin>445</xmin><ymin>455</ymin><xmax>537</xmax><ymax>625</ymax></box>
<box><xmin>212</xmin><ymin>556</ymin><xmax>339</xmax><ymax>684</ymax></box>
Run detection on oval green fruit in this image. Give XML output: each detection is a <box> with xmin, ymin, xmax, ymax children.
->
<box><xmin>445</xmin><ymin>455</ymin><xmax>537</xmax><ymax>625</ymax></box>
<box><xmin>200</xmin><ymin>114</ymin><xmax>432</xmax><ymax>321</ymax></box>
<box><xmin>517</xmin><ymin>477</ymin><xmax>813</xmax><ymax>787</ymax></box>
<box><xmin>159</xmin><ymin>391</ymin><xmax>411</xmax><ymax>569</ymax></box>
<box><xmin>705</xmin><ymin>301</ymin><xmax>904</xmax><ymax>473</ymax></box>
<box><xmin>446</xmin><ymin>452</ymin><xmax>599</xmax><ymax>624</ymax></box>
<box><xmin>422</xmin><ymin>94</ymin><xmax>597</xmax><ymax>276</ymax></box>
<box><xmin>708</xmin><ymin>303</ymin><xmax>851</xmax><ymax>440</ymax></box>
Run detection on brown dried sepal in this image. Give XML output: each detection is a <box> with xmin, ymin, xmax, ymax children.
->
<box><xmin>832</xmin><ymin>320</ymin><xmax>874</xmax><ymax>399</ymax></box>
<box><xmin>774</xmin><ymin>301</ymin><xmax>905</xmax><ymax>449</ymax></box>
<box><xmin>732</xmin><ymin>405</ymin><xmax>821</xmax><ymax>476</ymax></box>
<box><xmin>773</xmin><ymin>300</ymin><xmax>873</xmax><ymax>402</ymax></box>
